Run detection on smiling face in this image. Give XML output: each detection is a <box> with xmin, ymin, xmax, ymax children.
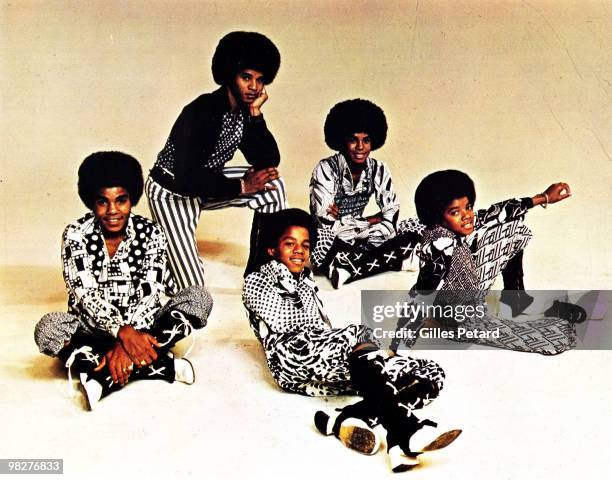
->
<box><xmin>343</xmin><ymin>132</ymin><xmax>372</xmax><ymax>165</ymax></box>
<box><xmin>267</xmin><ymin>226</ymin><xmax>311</xmax><ymax>275</ymax></box>
<box><xmin>230</xmin><ymin>68</ymin><xmax>265</xmax><ymax>106</ymax></box>
<box><xmin>93</xmin><ymin>186</ymin><xmax>132</xmax><ymax>237</ymax></box>
<box><xmin>441</xmin><ymin>196</ymin><xmax>475</xmax><ymax>236</ymax></box>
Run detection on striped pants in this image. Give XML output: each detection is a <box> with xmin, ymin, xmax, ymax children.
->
<box><xmin>146</xmin><ymin>167</ymin><xmax>288</xmax><ymax>289</ymax></box>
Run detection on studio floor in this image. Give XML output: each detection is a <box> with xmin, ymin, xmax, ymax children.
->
<box><xmin>1</xmin><ymin>256</ymin><xmax>611</xmax><ymax>479</ymax></box>
<box><xmin>1</xmin><ymin>1</ymin><xmax>611</xmax><ymax>478</ymax></box>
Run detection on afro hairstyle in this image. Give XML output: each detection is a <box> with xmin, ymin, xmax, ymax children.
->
<box><xmin>211</xmin><ymin>31</ymin><xmax>281</xmax><ymax>86</ymax></box>
<box><xmin>414</xmin><ymin>170</ymin><xmax>476</xmax><ymax>227</ymax></box>
<box><xmin>324</xmin><ymin>99</ymin><xmax>388</xmax><ymax>152</ymax></box>
<box><xmin>260</xmin><ymin>208</ymin><xmax>318</xmax><ymax>251</ymax></box>
<box><xmin>78</xmin><ymin>151</ymin><xmax>144</xmax><ymax>210</ymax></box>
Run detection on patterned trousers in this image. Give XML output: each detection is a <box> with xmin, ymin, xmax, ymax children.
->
<box><xmin>35</xmin><ymin>285</ymin><xmax>212</xmax><ymax>357</ymax></box>
<box><xmin>311</xmin><ymin>218</ymin><xmax>424</xmax><ymax>282</ymax></box>
<box><xmin>398</xmin><ymin>220</ymin><xmax>575</xmax><ymax>354</ymax></box>
<box><xmin>146</xmin><ymin>167</ymin><xmax>288</xmax><ymax>289</ymax></box>
<box><xmin>35</xmin><ymin>286</ymin><xmax>212</xmax><ymax>398</ymax></box>
<box><xmin>262</xmin><ymin>324</ymin><xmax>444</xmax><ymax>401</ymax></box>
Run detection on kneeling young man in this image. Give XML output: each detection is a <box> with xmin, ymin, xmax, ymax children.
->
<box><xmin>35</xmin><ymin>152</ymin><xmax>212</xmax><ymax>410</ymax></box>
<box><xmin>147</xmin><ymin>31</ymin><xmax>287</xmax><ymax>287</ymax></box>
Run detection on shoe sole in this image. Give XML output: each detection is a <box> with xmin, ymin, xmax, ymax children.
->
<box><xmin>392</xmin><ymin>457</ymin><xmax>420</xmax><ymax>473</ymax></box>
<box><xmin>339</xmin><ymin>424</ymin><xmax>379</xmax><ymax>455</ymax></box>
<box><xmin>421</xmin><ymin>429</ymin><xmax>462</xmax><ymax>452</ymax></box>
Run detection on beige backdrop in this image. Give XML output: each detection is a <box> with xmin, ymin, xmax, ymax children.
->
<box><xmin>2</xmin><ymin>0</ymin><xmax>611</xmax><ymax>288</ymax></box>
<box><xmin>1</xmin><ymin>1</ymin><xmax>611</xmax><ymax>479</ymax></box>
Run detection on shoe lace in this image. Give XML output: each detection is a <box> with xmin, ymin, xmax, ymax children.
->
<box><xmin>157</xmin><ymin>310</ymin><xmax>195</xmax><ymax>357</ymax></box>
<box><xmin>64</xmin><ymin>346</ymin><xmax>99</xmax><ymax>396</ymax></box>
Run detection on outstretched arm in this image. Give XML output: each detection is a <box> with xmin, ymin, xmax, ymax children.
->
<box><xmin>531</xmin><ymin>182</ymin><xmax>572</xmax><ymax>207</ymax></box>
<box><xmin>476</xmin><ymin>182</ymin><xmax>572</xmax><ymax>227</ymax></box>
<box><xmin>412</xmin><ymin>236</ymin><xmax>456</xmax><ymax>292</ymax></box>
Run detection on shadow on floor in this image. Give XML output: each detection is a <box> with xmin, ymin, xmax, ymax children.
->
<box><xmin>233</xmin><ymin>337</ymin><xmax>279</xmax><ymax>391</ymax></box>
<box><xmin>20</xmin><ymin>354</ymin><xmax>65</xmax><ymax>381</ymax></box>
<box><xmin>196</xmin><ymin>239</ymin><xmax>247</xmax><ymax>268</ymax></box>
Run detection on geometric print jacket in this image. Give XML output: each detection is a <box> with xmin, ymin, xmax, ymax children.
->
<box><xmin>413</xmin><ymin>197</ymin><xmax>533</xmax><ymax>292</ymax></box>
<box><xmin>309</xmin><ymin>152</ymin><xmax>400</xmax><ymax>243</ymax></box>
<box><xmin>61</xmin><ymin>212</ymin><xmax>166</xmax><ymax>337</ymax></box>
<box><xmin>242</xmin><ymin>260</ymin><xmax>330</xmax><ymax>345</ymax></box>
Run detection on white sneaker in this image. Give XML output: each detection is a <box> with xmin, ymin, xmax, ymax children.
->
<box><xmin>389</xmin><ymin>445</ymin><xmax>419</xmax><ymax>472</ymax></box>
<box><xmin>338</xmin><ymin>418</ymin><xmax>381</xmax><ymax>455</ymax></box>
<box><xmin>80</xmin><ymin>372</ymin><xmax>103</xmax><ymax>411</ymax></box>
<box><xmin>174</xmin><ymin>358</ymin><xmax>195</xmax><ymax>385</ymax></box>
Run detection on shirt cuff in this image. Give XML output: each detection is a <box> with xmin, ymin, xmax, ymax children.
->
<box><xmin>248</xmin><ymin>113</ymin><xmax>265</xmax><ymax>124</ymax></box>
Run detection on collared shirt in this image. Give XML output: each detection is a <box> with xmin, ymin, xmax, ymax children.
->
<box><xmin>413</xmin><ymin>198</ymin><xmax>533</xmax><ymax>292</ymax></box>
<box><xmin>149</xmin><ymin>87</ymin><xmax>280</xmax><ymax>199</ymax></box>
<box><xmin>309</xmin><ymin>153</ymin><xmax>399</xmax><ymax>244</ymax></box>
<box><xmin>62</xmin><ymin>213</ymin><xmax>167</xmax><ymax>336</ymax></box>
<box><xmin>242</xmin><ymin>260</ymin><xmax>330</xmax><ymax>343</ymax></box>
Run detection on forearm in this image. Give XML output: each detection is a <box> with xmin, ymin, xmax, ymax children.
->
<box><xmin>240</xmin><ymin>115</ymin><xmax>280</xmax><ymax>169</ymax></box>
<box><xmin>195</xmin><ymin>169</ymin><xmax>242</xmax><ymax>199</ymax></box>
<box><xmin>477</xmin><ymin>197</ymin><xmax>533</xmax><ymax>226</ymax></box>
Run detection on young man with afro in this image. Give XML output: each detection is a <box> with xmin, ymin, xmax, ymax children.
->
<box><xmin>394</xmin><ymin>169</ymin><xmax>578</xmax><ymax>355</ymax></box>
<box><xmin>35</xmin><ymin>152</ymin><xmax>212</xmax><ymax>409</ymax></box>
<box><xmin>309</xmin><ymin>99</ymin><xmax>423</xmax><ymax>288</ymax></box>
<box><xmin>242</xmin><ymin>208</ymin><xmax>460</xmax><ymax>472</ymax></box>
<box><xmin>147</xmin><ymin>31</ymin><xmax>287</xmax><ymax>288</ymax></box>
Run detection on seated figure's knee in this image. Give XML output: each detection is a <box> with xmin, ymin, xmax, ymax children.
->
<box><xmin>268</xmin><ymin>177</ymin><xmax>288</xmax><ymax>211</ymax></box>
<box><xmin>34</xmin><ymin>312</ymin><xmax>78</xmax><ymax>357</ymax></box>
<box><xmin>174</xmin><ymin>285</ymin><xmax>213</xmax><ymax>328</ymax></box>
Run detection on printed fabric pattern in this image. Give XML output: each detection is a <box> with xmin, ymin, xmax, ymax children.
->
<box><xmin>62</xmin><ymin>213</ymin><xmax>166</xmax><ymax>336</ymax></box>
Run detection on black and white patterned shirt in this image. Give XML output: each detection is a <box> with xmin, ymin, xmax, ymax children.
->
<box><xmin>62</xmin><ymin>213</ymin><xmax>167</xmax><ymax>336</ymax></box>
<box><xmin>309</xmin><ymin>153</ymin><xmax>399</xmax><ymax>245</ymax></box>
<box><xmin>414</xmin><ymin>198</ymin><xmax>533</xmax><ymax>292</ymax></box>
<box><xmin>310</xmin><ymin>153</ymin><xmax>399</xmax><ymax>223</ymax></box>
<box><xmin>155</xmin><ymin>110</ymin><xmax>244</xmax><ymax>177</ymax></box>
<box><xmin>242</xmin><ymin>260</ymin><xmax>330</xmax><ymax>344</ymax></box>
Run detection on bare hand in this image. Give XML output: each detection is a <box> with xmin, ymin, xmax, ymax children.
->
<box><xmin>249</xmin><ymin>87</ymin><xmax>268</xmax><ymax>116</ymax></box>
<box><xmin>242</xmin><ymin>167</ymin><xmax>279</xmax><ymax>195</ymax></box>
<box><xmin>327</xmin><ymin>203</ymin><xmax>339</xmax><ymax>219</ymax></box>
<box><xmin>534</xmin><ymin>182</ymin><xmax>572</xmax><ymax>206</ymax></box>
<box><xmin>117</xmin><ymin>325</ymin><xmax>159</xmax><ymax>367</ymax></box>
<box><xmin>94</xmin><ymin>342</ymin><xmax>134</xmax><ymax>386</ymax></box>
